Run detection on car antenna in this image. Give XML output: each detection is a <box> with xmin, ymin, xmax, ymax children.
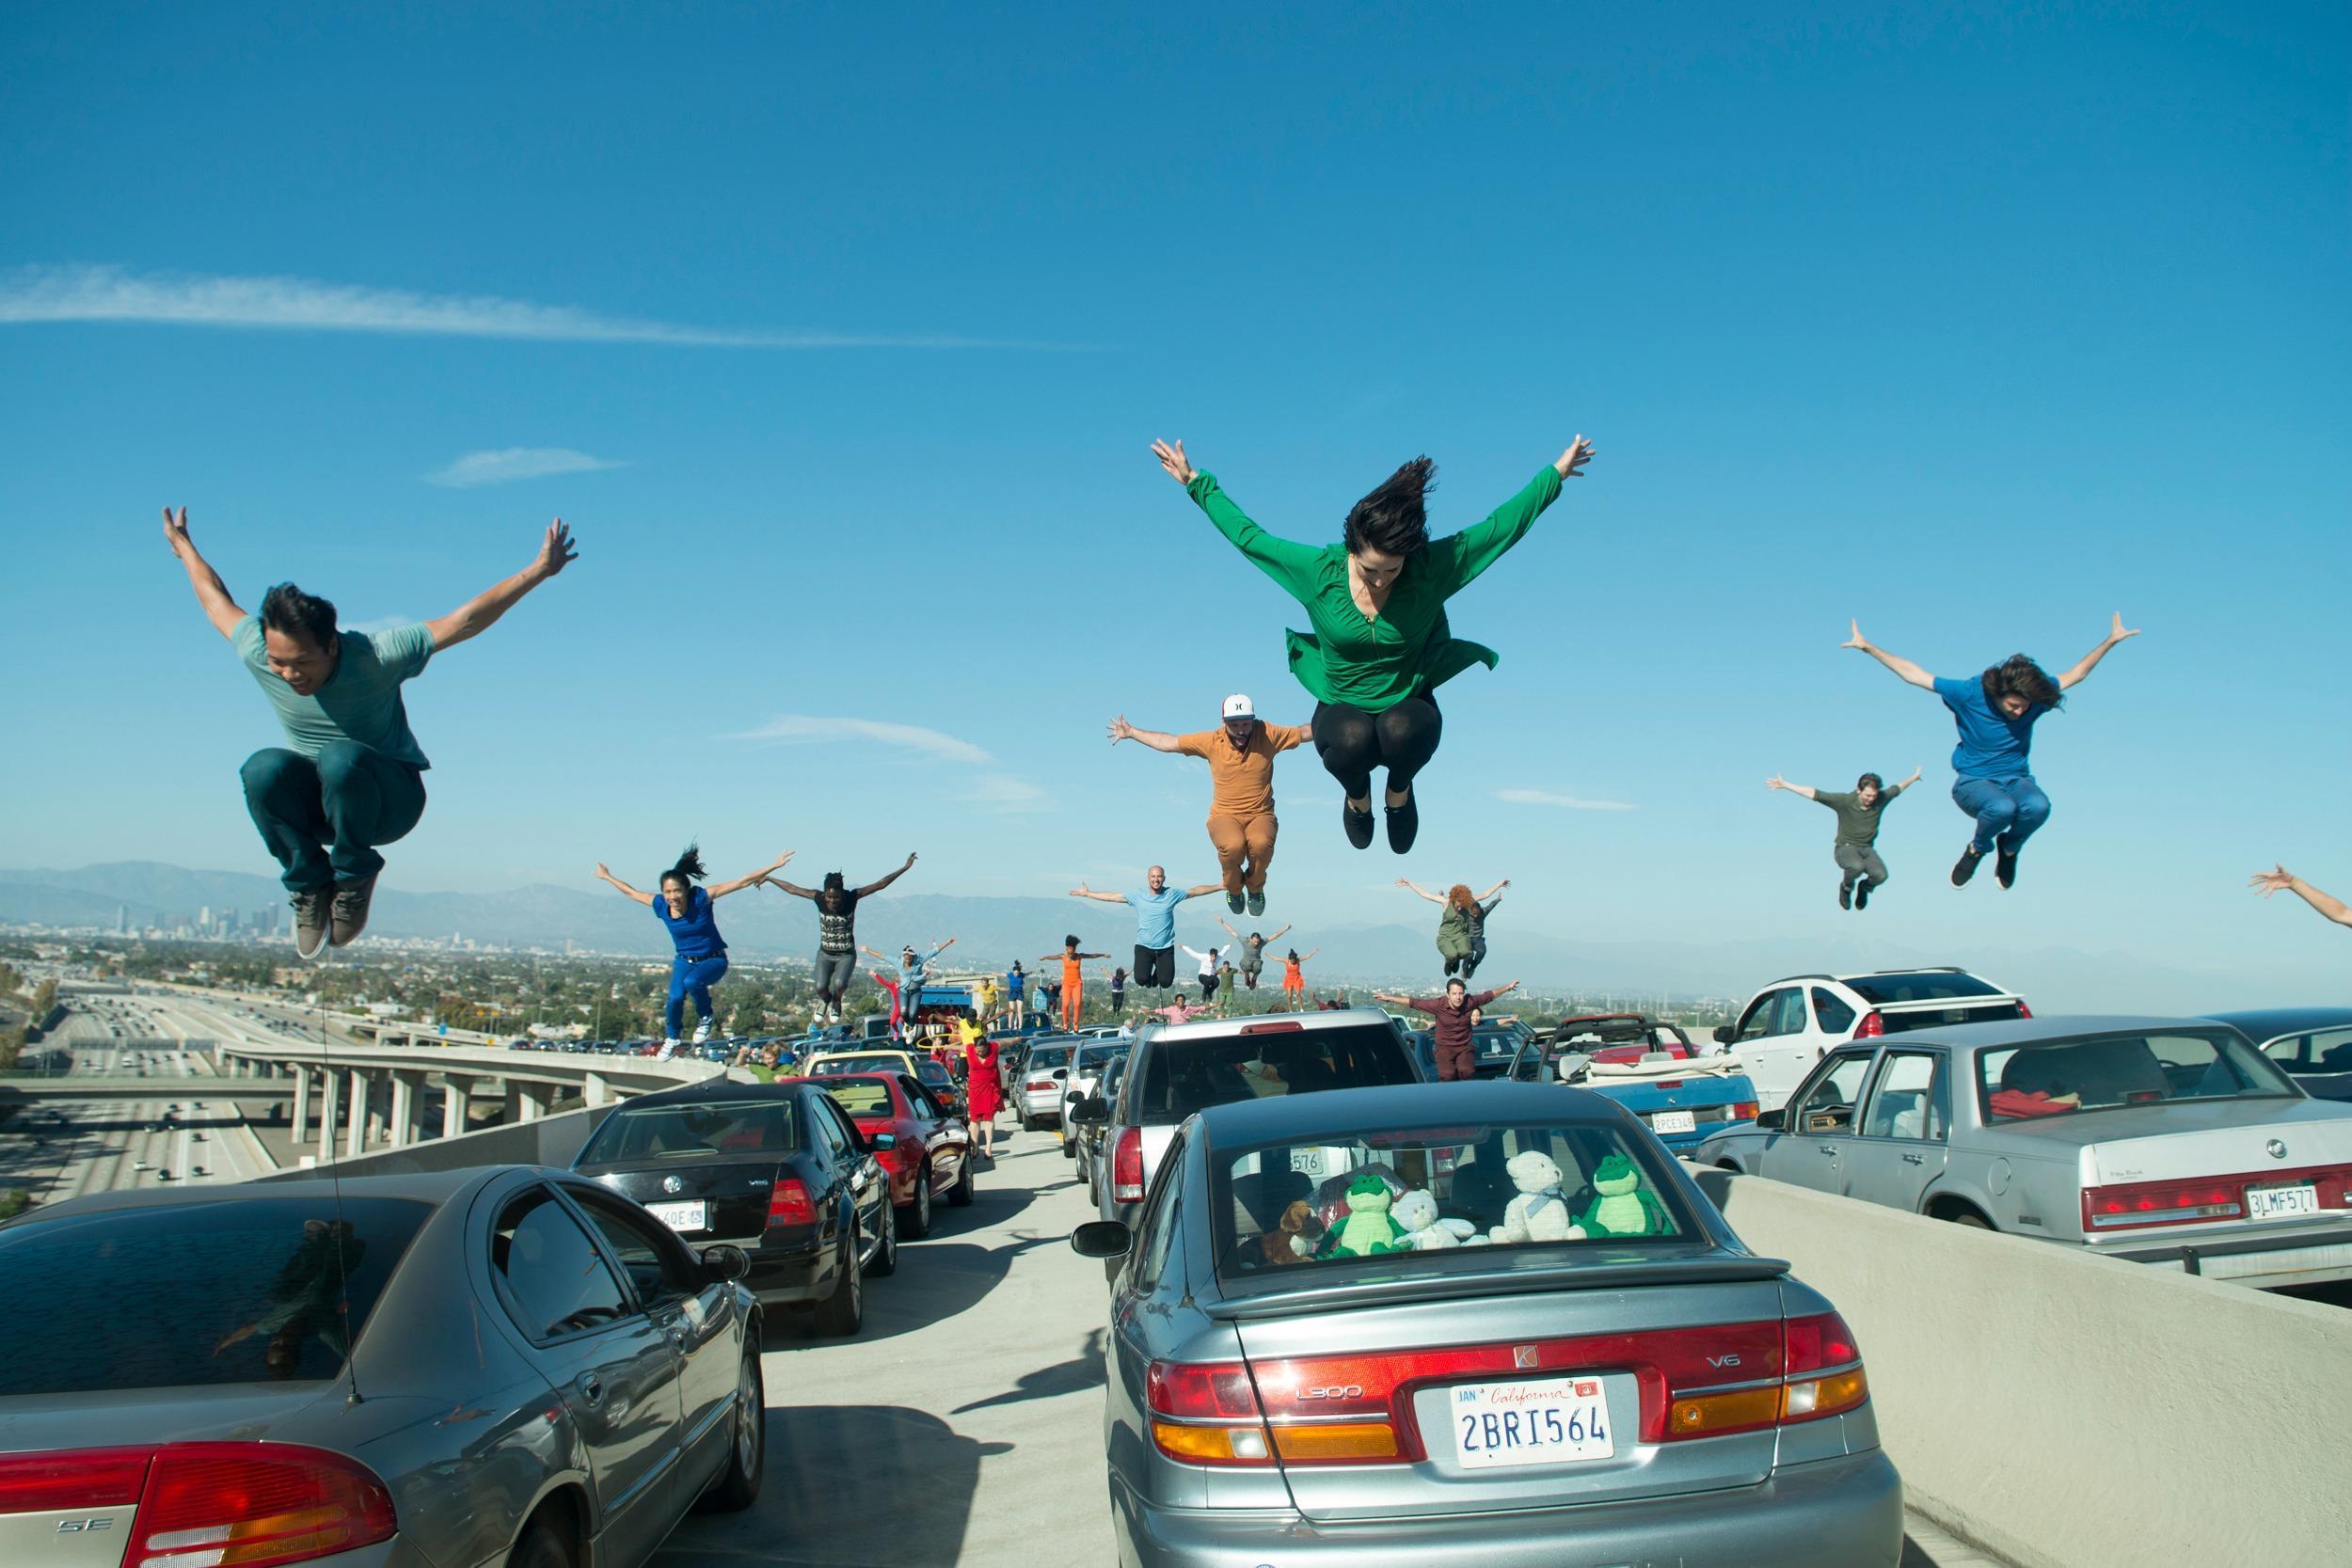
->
<box><xmin>312</xmin><ymin>950</ymin><xmax>364</xmax><ymax>1406</ymax></box>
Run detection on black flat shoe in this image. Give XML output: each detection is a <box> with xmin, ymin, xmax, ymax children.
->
<box><xmin>1343</xmin><ymin>800</ymin><xmax>1375</xmax><ymax>850</ymax></box>
<box><xmin>1839</xmin><ymin>882</ymin><xmax>1853</xmax><ymax>911</ymax></box>
<box><xmin>1951</xmin><ymin>847</ymin><xmax>1983</xmax><ymax>887</ymax></box>
<box><xmin>1854</xmin><ymin>879</ymin><xmax>1871</xmax><ymax>911</ymax></box>
<box><xmin>1995</xmin><ymin>847</ymin><xmax>2020</xmax><ymax>890</ymax></box>
<box><xmin>1385</xmin><ymin>790</ymin><xmax>1420</xmax><ymax>854</ymax></box>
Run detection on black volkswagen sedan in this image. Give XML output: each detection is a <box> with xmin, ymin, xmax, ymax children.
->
<box><xmin>574</xmin><ymin>1078</ymin><xmax>895</xmax><ymax>1336</ymax></box>
<box><xmin>2203</xmin><ymin>1007</ymin><xmax>2352</xmax><ymax>1102</ymax></box>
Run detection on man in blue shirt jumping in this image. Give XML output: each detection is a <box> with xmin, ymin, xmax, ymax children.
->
<box><xmin>165</xmin><ymin>505</ymin><xmax>577</xmax><ymax>958</ymax></box>
<box><xmin>1842</xmin><ymin>614</ymin><xmax>2138</xmax><ymax>890</ymax></box>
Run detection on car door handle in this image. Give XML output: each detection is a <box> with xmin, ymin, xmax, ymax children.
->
<box><xmin>1901</xmin><ymin>1153</ymin><xmax>1925</xmax><ymax>1164</ymax></box>
<box><xmin>576</xmin><ymin>1372</ymin><xmax>605</xmax><ymax>1405</ymax></box>
<box><xmin>1818</xmin><ymin>1145</ymin><xmax>1840</xmax><ymax>1155</ymax></box>
<box><xmin>658</xmin><ymin>1313</ymin><xmax>688</xmax><ymax>1345</ymax></box>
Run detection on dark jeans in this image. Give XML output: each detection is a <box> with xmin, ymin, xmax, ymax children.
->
<box><xmin>241</xmin><ymin>743</ymin><xmax>426</xmax><ymax>892</ymax></box>
<box><xmin>1951</xmin><ymin>775</ymin><xmax>2052</xmax><ymax>857</ymax></box>
<box><xmin>1198</xmin><ymin>974</ymin><xmax>1218</xmax><ymax>1002</ymax></box>
<box><xmin>1835</xmin><ymin>845</ymin><xmax>1889</xmax><ymax>890</ymax></box>
<box><xmin>1311</xmin><ymin>694</ymin><xmax>1442</xmax><ymax>800</ymax></box>
<box><xmin>813</xmin><ymin>949</ymin><xmax>857</xmax><ymax>1001</ymax></box>
<box><xmin>1134</xmin><ymin>943</ymin><xmax>1175</xmax><ymax>988</ymax></box>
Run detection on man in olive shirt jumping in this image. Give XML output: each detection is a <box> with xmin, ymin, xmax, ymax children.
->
<box><xmin>1767</xmin><ymin>767</ymin><xmax>1923</xmax><ymax>911</ymax></box>
<box><xmin>164</xmin><ymin>505</ymin><xmax>577</xmax><ymax>958</ymax></box>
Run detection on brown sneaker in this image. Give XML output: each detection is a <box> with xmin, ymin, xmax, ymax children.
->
<box><xmin>329</xmin><ymin>875</ymin><xmax>378</xmax><ymax>947</ymax></box>
<box><xmin>290</xmin><ymin>887</ymin><xmax>330</xmax><ymax>959</ymax></box>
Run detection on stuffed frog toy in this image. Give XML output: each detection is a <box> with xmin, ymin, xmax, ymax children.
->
<box><xmin>1579</xmin><ymin>1152</ymin><xmax>1670</xmax><ymax>1238</ymax></box>
<box><xmin>1316</xmin><ymin>1174</ymin><xmax>1407</xmax><ymax>1258</ymax></box>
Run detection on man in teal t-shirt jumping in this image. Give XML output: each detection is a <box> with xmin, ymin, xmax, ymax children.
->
<box><xmin>163</xmin><ymin>506</ymin><xmax>577</xmax><ymax>958</ymax></box>
<box><xmin>1070</xmin><ymin>865</ymin><xmax>1221</xmax><ymax>993</ymax></box>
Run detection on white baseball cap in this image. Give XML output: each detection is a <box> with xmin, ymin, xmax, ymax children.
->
<box><xmin>1221</xmin><ymin>693</ymin><xmax>1255</xmax><ymax>720</ymax></box>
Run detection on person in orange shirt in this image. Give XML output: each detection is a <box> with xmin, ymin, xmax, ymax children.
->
<box><xmin>1038</xmin><ymin>934</ymin><xmax>1108</xmax><ymax>1032</ymax></box>
<box><xmin>1279</xmin><ymin>946</ymin><xmax>1319</xmax><ymax>1008</ymax></box>
<box><xmin>1108</xmin><ymin>693</ymin><xmax>1309</xmax><ymax>916</ymax></box>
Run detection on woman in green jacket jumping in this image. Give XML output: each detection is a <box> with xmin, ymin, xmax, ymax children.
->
<box><xmin>1152</xmin><ymin>434</ymin><xmax>1596</xmax><ymax>852</ymax></box>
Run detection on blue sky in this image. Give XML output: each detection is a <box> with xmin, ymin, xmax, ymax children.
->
<box><xmin>3</xmin><ymin>2</ymin><xmax>2346</xmax><ymax>995</ymax></box>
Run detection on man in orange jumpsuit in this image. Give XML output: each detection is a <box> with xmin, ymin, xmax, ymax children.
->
<box><xmin>1107</xmin><ymin>693</ymin><xmax>1308</xmax><ymax>916</ymax></box>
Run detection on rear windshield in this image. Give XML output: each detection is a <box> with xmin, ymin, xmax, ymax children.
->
<box><xmin>1075</xmin><ymin>1045</ymin><xmax>1123</xmax><ymax>1072</ymax></box>
<box><xmin>0</xmin><ymin>1197</ymin><xmax>428</xmax><ymax>1394</ymax></box>
<box><xmin>821</xmin><ymin>1078</ymin><xmax>898</xmax><ymax>1118</ymax></box>
<box><xmin>1844</xmin><ymin>972</ymin><xmax>2003</xmax><ymax>1003</ymax></box>
<box><xmin>1549</xmin><ymin>1019</ymin><xmax>1654</xmax><ymax>1047</ymax></box>
<box><xmin>812</xmin><ymin>1053</ymin><xmax>905</xmax><ymax>1076</ymax></box>
<box><xmin>1131</xmin><ymin>1023</ymin><xmax>1418</xmax><ymax>1127</ymax></box>
<box><xmin>1883</xmin><ymin>1001</ymin><xmax>2025</xmax><ymax>1034</ymax></box>
<box><xmin>1025</xmin><ymin>1044</ymin><xmax>1073</xmax><ymax>1070</ymax></box>
<box><xmin>1979</xmin><ymin>1031</ymin><xmax>2300</xmax><ymax>1122</ymax></box>
<box><xmin>1212</xmin><ymin>1122</ymin><xmax>1692</xmax><ymax>1283</ymax></box>
<box><xmin>577</xmin><ymin>1099</ymin><xmax>800</xmax><ymax>1164</ymax></box>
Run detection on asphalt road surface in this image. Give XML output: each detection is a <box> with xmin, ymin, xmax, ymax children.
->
<box><xmin>647</xmin><ymin>1124</ymin><xmax>2001</xmax><ymax>1568</ymax></box>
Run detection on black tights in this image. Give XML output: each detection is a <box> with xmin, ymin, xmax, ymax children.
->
<box><xmin>1311</xmin><ymin>695</ymin><xmax>1442</xmax><ymax>801</ymax></box>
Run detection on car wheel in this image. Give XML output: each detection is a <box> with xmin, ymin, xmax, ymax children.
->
<box><xmin>1102</xmin><ymin>1255</ymin><xmax>1122</xmax><ymax>1289</ymax></box>
<box><xmin>1949</xmin><ymin>1211</ymin><xmax>1994</xmax><ymax>1230</ymax></box>
<box><xmin>1061</xmin><ymin>1132</ymin><xmax>1077</xmax><ymax>1159</ymax></box>
<box><xmin>815</xmin><ymin>1225</ymin><xmax>865</xmax><ymax>1335</ymax></box>
<box><xmin>900</xmin><ymin>1170</ymin><xmax>932</xmax><ymax>1240</ymax></box>
<box><xmin>697</xmin><ymin>1345</ymin><xmax>766</xmax><ymax>1513</ymax></box>
<box><xmin>506</xmin><ymin>1522</ymin><xmax>572</xmax><ymax>1568</ymax></box>
<box><xmin>866</xmin><ymin>1200</ymin><xmax>898</xmax><ymax>1276</ymax></box>
<box><xmin>947</xmin><ymin>1157</ymin><xmax>975</xmax><ymax>1207</ymax></box>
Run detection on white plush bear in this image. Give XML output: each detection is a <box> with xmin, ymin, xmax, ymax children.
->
<box><xmin>1391</xmin><ymin>1188</ymin><xmax>1486</xmax><ymax>1250</ymax></box>
<box><xmin>1487</xmin><ymin>1149</ymin><xmax>1588</xmax><ymax>1244</ymax></box>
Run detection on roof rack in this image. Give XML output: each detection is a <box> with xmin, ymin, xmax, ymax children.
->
<box><xmin>1761</xmin><ymin>974</ymin><xmax>1836</xmax><ymax>986</ymax></box>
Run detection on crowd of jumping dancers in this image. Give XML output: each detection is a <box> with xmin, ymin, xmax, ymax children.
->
<box><xmin>161</xmin><ymin>424</ymin><xmax>2342</xmax><ymax>1085</ymax></box>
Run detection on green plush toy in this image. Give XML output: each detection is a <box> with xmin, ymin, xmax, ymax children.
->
<box><xmin>1317</xmin><ymin>1174</ymin><xmax>1406</xmax><ymax>1258</ymax></box>
<box><xmin>1578</xmin><ymin>1153</ymin><xmax>1671</xmax><ymax>1238</ymax></box>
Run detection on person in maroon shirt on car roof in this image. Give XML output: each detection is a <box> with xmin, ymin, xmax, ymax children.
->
<box><xmin>1373</xmin><ymin>975</ymin><xmax>1520</xmax><ymax>1081</ymax></box>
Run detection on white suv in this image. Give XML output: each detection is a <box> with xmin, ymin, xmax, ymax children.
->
<box><xmin>1717</xmin><ymin>967</ymin><xmax>2029</xmax><ymax>1111</ymax></box>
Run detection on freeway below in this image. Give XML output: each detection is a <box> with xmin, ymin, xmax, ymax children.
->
<box><xmin>644</xmin><ymin>1131</ymin><xmax>1997</xmax><ymax>1568</ymax></box>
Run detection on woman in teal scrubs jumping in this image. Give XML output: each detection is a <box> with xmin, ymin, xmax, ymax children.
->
<box><xmin>1152</xmin><ymin>433</ymin><xmax>1596</xmax><ymax>853</ymax></box>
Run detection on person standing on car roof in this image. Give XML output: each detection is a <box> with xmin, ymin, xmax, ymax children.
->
<box><xmin>761</xmin><ymin>853</ymin><xmax>917</xmax><ymax>1022</ymax></box>
<box><xmin>1766</xmin><ymin>768</ymin><xmax>1922</xmax><ymax>910</ymax></box>
<box><xmin>1072</xmin><ymin>866</ymin><xmax>1223</xmax><ymax>992</ymax></box>
<box><xmin>864</xmin><ymin>936</ymin><xmax>957</xmax><ymax>1039</ymax></box>
<box><xmin>1279</xmin><ymin>946</ymin><xmax>1320</xmax><ymax>1008</ymax></box>
<box><xmin>1004</xmin><ymin>961</ymin><xmax>1027</xmax><ymax>1029</ymax></box>
<box><xmin>1398</xmin><ymin>879</ymin><xmax>1508</xmax><ymax>979</ymax></box>
<box><xmin>167</xmin><ymin>506</ymin><xmax>577</xmax><ymax>957</ymax></box>
<box><xmin>1151</xmin><ymin>433</ymin><xmax>1597</xmax><ymax>853</ymax></box>
<box><xmin>1038</xmin><ymin>935</ymin><xmax>1109</xmax><ymax>1032</ymax></box>
<box><xmin>1374</xmin><ymin>976</ymin><xmax>1521</xmax><ymax>1081</ymax></box>
<box><xmin>596</xmin><ymin>845</ymin><xmax>790</xmax><ymax>1053</ymax></box>
<box><xmin>1844</xmin><ymin>614</ymin><xmax>2138</xmax><ymax>889</ymax></box>
<box><xmin>1108</xmin><ymin>964</ymin><xmax>1128</xmax><ymax>1017</ymax></box>
<box><xmin>1219</xmin><ymin>918</ymin><xmax>1293</xmax><ymax>990</ymax></box>
<box><xmin>1107</xmin><ymin>695</ymin><xmax>1309</xmax><ymax>914</ymax></box>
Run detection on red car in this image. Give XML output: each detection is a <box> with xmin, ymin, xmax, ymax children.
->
<box><xmin>815</xmin><ymin>1070</ymin><xmax>975</xmax><ymax>1240</ymax></box>
<box><xmin>1549</xmin><ymin>1012</ymin><xmax>1702</xmax><ymax>1066</ymax></box>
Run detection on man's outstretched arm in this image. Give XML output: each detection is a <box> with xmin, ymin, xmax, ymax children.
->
<box><xmin>1182</xmin><ymin>883</ymin><xmax>1223</xmax><ymax>899</ymax></box>
<box><xmin>1070</xmin><ymin>883</ymin><xmax>1130</xmax><ymax>905</ymax></box>
<box><xmin>1767</xmin><ymin>774</ymin><xmax>1820</xmax><ymax>801</ymax></box>
<box><xmin>2058</xmin><ymin>612</ymin><xmax>2141</xmax><ymax>690</ymax></box>
<box><xmin>2250</xmin><ymin>866</ymin><xmax>2352</xmax><ymax>928</ymax></box>
<box><xmin>1107</xmin><ymin>716</ymin><xmax>1186</xmax><ymax>752</ymax></box>
<box><xmin>162</xmin><ymin>507</ymin><xmax>247</xmax><ymax>640</ymax></box>
<box><xmin>424</xmin><ymin>519</ymin><xmax>578</xmax><ymax>652</ymax></box>
<box><xmin>1841</xmin><ymin>620</ymin><xmax>1935</xmax><ymax>689</ymax></box>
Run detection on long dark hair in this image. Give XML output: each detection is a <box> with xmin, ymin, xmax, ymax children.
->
<box><xmin>660</xmin><ymin>844</ymin><xmax>708</xmax><ymax>892</ymax></box>
<box><xmin>1343</xmin><ymin>456</ymin><xmax>1436</xmax><ymax>558</ymax></box>
<box><xmin>1980</xmin><ymin>655</ymin><xmax>2063</xmax><ymax>711</ymax></box>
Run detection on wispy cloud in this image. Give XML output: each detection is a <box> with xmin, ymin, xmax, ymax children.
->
<box><xmin>425</xmin><ymin>448</ymin><xmax>627</xmax><ymax>488</ymax></box>
<box><xmin>972</xmin><ymin>774</ymin><xmax>1048</xmax><ymax>814</ymax></box>
<box><xmin>342</xmin><ymin>615</ymin><xmax>417</xmax><ymax>636</ymax></box>
<box><xmin>729</xmin><ymin>715</ymin><xmax>994</xmax><ymax>765</ymax></box>
<box><xmin>0</xmin><ymin>264</ymin><xmax>1086</xmax><ymax>350</ymax></box>
<box><xmin>1496</xmin><ymin>787</ymin><xmax>1636</xmax><ymax>812</ymax></box>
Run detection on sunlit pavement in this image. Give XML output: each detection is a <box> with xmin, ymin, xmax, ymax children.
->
<box><xmin>647</xmin><ymin>1123</ymin><xmax>2004</xmax><ymax>1568</ymax></box>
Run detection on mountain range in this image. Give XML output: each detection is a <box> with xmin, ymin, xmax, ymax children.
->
<box><xmin>0</xmin><ymin>862</ymin><xmax>2314</xmax><ymax>1015</ymax></box>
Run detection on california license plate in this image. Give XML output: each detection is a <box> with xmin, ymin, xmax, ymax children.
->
<box><xmin>1451</xmin><ymin>1377</ymin><xmax>1614</xmax><ymax>1469</ymax></box>
<box><xmin>2247</xmin><ymin>1183</ymin><xmax>2318</xmax><ymax>1220</ymax></box>
<box><xmin>646</xmin><ymin>1200</ymin><xmax>707</xmax><ymax>1232</ymax></box>
<box><xmin>1649</xmin><ymin>1110</ymin><xmax>1696</xmax><ymax>1134</ymax></box>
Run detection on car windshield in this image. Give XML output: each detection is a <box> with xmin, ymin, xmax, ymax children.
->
<box><xmin>822</xmin><ymin>1078</ymin><xmax>898</xmax><ymax>1118</ymax></box>
<box><xmin>2257</xmin><ymin>1024</ymin><xmax>2352</xmax><ymax>1072</ymax></box>
<box><xmin>1550</xmin><ymin>1019</ymin><xmax>1654</xmax><ymax>1048</ymax></box>
<box><xmin>813</xmin><ymin>1054</ymin><xmax>904</xmax><ymax>1076</ymax></box>
<box><xmin>577</xmin><ymin>1099</ymin><xmax>800</xmax><ymax>1163</ymax></box>
<box><xmin>1978</xmin><ymin>1030</ymin><xmax>2300</xmax><ymax>1122</ymax></box>
<box><xmin>1131</xmin><ymin>1023</ymin><xmax>1417</xmax><ymax>1127</ymax></box>
<box><xmin>915</xmin><ymin>1061</ymin><xmax>953</xmax><ymax>1084</ymax></box>
<box><xmin>1211</xmin><ymin>1121</ymin><xmax>1692</xmax><ymax>1282</ymax></box>
<box><xmin>1026</xmin><ymin>1044</ymin><xmax>1073</xmax><ymax>1070</ymax></box>
<box><xmin>1844</xmin><ymin>972</ymin><xmax>2002</xmax><ymax>1003</ymax></box>
<box><xmin>1075</xmin><ymin>1045</ymin><xmax>1123</xmax><ymax>1073</ymax></box>
<box><xmin>0</xmin><ymin>1197</ymin><xmax>428</xmax><ymax>1394</ymax></box>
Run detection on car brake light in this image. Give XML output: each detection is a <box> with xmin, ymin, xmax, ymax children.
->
<box><xmin>1111</xmin><ymin>1126</ymin><xmax>1145</xmax><ymax>1203</ymax></box>
<box><xmin>1026</xmin><ymin>1079</ymin><xmax>1055</xmax><ymax>1092</ymax></box>
<box><xmin>1668</xmin><ymin>1312</ymin><xmax>1868</xmax><ymax>1437</ymax></box>
<box><xmin>1240</xmin><ymin>1021</ymin><xmax>1302</xmax><ymax>1034</ymax></box>
<box><xmin>0</xmin><ymin>1445</ymin><xmax>399</xmax><ymax>1568</ymax></box>
<box><xmin>1731</xmin><ymin>1101</ymin><xmax>1760</xmax><ymax>1121</ymax></box>
<box><xmin>1146</xmin><ymin>1361</ymin><xmax>1274</xmax><ymax>1465</ymax></box>
<box><xmin>766</xmin><ymin>1177</ymin><xmax>817</xmax><ymax>1227</ymax></box>
<box><xmin>2078</xmin><ymin>1164</ymin><xmax>2352</xmax><ymax>1231</ymax></box>
<box><xmin>2016</xmin><ymin>999</ymin><xmax>2033</xmax><ymax>1019</ymax></box>
<box><xmin>1854</xmin><ymin>1011</ymin><xmax>1885</xmax><ymax>1038</ymax></box>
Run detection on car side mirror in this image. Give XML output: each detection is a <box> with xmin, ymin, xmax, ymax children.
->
<box><xmin>868</xmin><ymin>1132</ymin><xmax>898</xmax><ymax>1151</ymax></box>
<box><xmin>1712</xmin><ymin>1025</ymin><xmax>1736</xmax><ymax>1045</ymax></box>
<box><xmin>700</xmin><ymin>1243</ymin><xmax>752</xmax><ymax>1283</ymax></box>
<box><xmin>1070</xmin><ymin>1220</ymin><xmax>1132</xmax><ymax>1259</ymax></box>
<box><xmin>1756</xmin><ymin>1108</ymin><xmax>1785</xmax><ymax>1131</ymax></box>
<box><xmin>1070</xmin><ymin>1097</ymin><xmax>1109</xmax><ymax>1125</ymax></box>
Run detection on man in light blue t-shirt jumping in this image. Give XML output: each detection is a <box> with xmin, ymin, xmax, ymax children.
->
<box><xmin>164</xmin><ymin>506</ymin><xmax>577</xmax><ymax>958</ymax></box>
<box><xmin>1070</xmin><ymin>864</ymin><xmax>1221</xmax><ymax>993</ymax></box>
<box><xmin>1842</xmin><ymin>613</ymin><xmax>2137</xmax><ymax>891</ymax></box>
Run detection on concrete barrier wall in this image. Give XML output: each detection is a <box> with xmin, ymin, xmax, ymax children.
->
<box><xmin>1688</xmin><ymin>1165</ymin><xmax>2352</xmax><ymax>1568</ymax></box>
<box><xmin>256</xmin><ymin>1105</ymin><xmax>612</xmax><ymax>1180</ymax></box>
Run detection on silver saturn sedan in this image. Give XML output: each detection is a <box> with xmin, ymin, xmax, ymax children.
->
<box><xmin>0</xmin><ymin>1164</ymin><xmax>766</xmax><ymax>1568</ymax></box>
<box><xmin>1071</xmin><ymin>1080</ymin><xmax>1902</xmax><ymax>1568</ymax></box>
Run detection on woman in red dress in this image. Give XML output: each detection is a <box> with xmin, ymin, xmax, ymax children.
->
<box><xmin>963</xmin><ymin>1033</ymin><xmax>1004</xmax><ymax>1160</ymax></box>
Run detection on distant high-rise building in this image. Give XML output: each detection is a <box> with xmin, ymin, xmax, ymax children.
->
<box><xmin>116</xmin><ymin>905</ymin><xmax>128</xmax><ymax>935</ymax></box>
<box><xmin>198</xmin><ymin>906</ymin><xmax>213</xmax><ymax>933</ymax></box>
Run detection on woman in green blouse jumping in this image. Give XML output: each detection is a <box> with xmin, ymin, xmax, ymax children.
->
<box><xmin>1151</xmin><ymin>434</ymin><xmax>1597</xmax><ymax>852</ymax></box>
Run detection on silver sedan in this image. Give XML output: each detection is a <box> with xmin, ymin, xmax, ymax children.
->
<box><xmin>1</xmin><ymin>1164</ymin><xmax>766</xmax><ymax>1568</ymax></box>
<box><xmin>1072</xmin><ymin>1080</ymin><xmax>1902</xmax><ymax>1567</ymax></box>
